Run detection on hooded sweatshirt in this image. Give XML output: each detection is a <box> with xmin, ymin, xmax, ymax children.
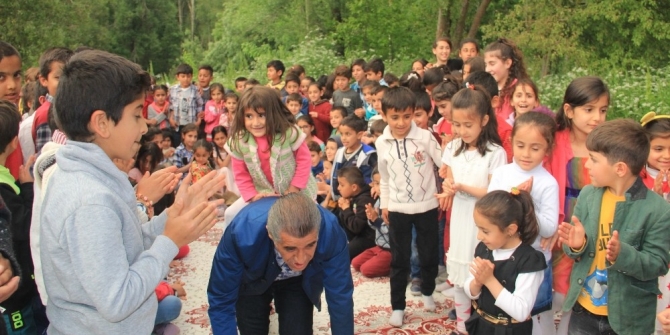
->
<box><xmin>39</xmin><ymin>141</ymin><xmax>178</xmax><ymax>335</ymax></box>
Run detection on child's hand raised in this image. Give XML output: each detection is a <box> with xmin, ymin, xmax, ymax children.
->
<box><xmin>136</xmin><ymin>166</ymin><xmax>181</xmax><ymax>203</ymax></box>
<box><xmin>163</xmin><ymin>198</ymin><xmax>219</xmax><ymax>248</ymax></box>
<box><xmin>18</xmin><ymin>154</ymin><xmax>36</xmax><ymax>184</ymax></box>
<box><xmin>558</xmin><ymin>216</ymin><xmax>586</xmax><ymax>250</ymax></box>
<box><xmin>470</xmin><ymin>257</ymin><xmax>495</xmax><ymax>286</ymax></box>
<box><xmin>364</xmin><ymin>203</ymin><xmax>378</xmax><ymax>222</ymax></box>
<box><xmin>606</xmin><ymin>230</ymin><xmax>620</xmax><ymax>263</ymax></box>
<box><xmin>338</xmin><ymin>197</ymin><xmax>351</xmax><ymax>210</ymax></box>
<box><xmin>654</xmin><ymin>170</ymin><xmax>667</xmax><ymax>196</ymax></box>
<box><xmin>309</xmin><ymin>111</ymin><xmax>318</xmax><ymax>118</ymax></box>
<box><xmin>517</xmin><ymin>177</ymin><xmax>533</xmax><ymax>192</ymax></box>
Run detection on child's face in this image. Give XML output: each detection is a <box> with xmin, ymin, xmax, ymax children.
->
<box><xmin>285</xmin><ymin>81</ymin><xmax>300</xmax><ymax>95</ymax></box>
<box><xmin>182</xmin><ymin>130</ymin><xmax>198</xmax><ymax>149</ymax></box>
<box><xmin>154</xmin><ymin>89</ymin><xmax>167</xmax><ymax>105</ymax></box>
<box><xmin>462</xmin><ymin>64</ymin><xmax>472</xmax><ymax>79</ymax></box>
<box><xmin>352</xmin><ymin>65</ymin><xmax>365</xmax><ymax>83</ymax></box>
<box><xmin>325</xmin><ymin>141</ymin><xmax>338</xmax><ymax>162</ymax></box>
<box><xmin>474</xmin><ymin>208</ymin><xmax>516</xmax><ymax>250</ymax></box>
<box><xmin>244</xmin><ymin>108</ymin><xmax>267</xmax><ymax>137</ymax></box>
<box><xmin>152</xmin><ymin>134</ymin><xmax>164</xmax><ymax>149</ymax></box>
<box><xmin>432</xmin><ymin>40</ymin><xmax>451</xmax><ymax>63</ymax></box>
<box><xmin>323</xmin><ymin>160</ymin><xmax>332</xmax><ymax>177</ymax></box>
<box><xmin>100</xmin><ymin>96</ymin><xmax>148</xmax><ymax>161</ymax></box>
<box><xmin>385</xmin><ymin>107</ymin><xmax>414</xmax><ymax>139</ymax></box>
<box><xmin>512</xmin><ymin>124</ymin><xmax>549</xmax><ymax>172</ymax></box>
<box><xmin>451</xmin><ymin>107</ymin><xmax>487</xmax><ymax>147</ymax></box>
<box><xmin>485</xmin><ymin>51</ymin><xmax>512</xmax><ymax>86</ymax></box>
<box><xmin>309</xmin><ymin>150</ymin><xmax>321</xmax><ymax>166</ymax></box>
<box><xmin>267</xmin><ymin>67</ymin><xmax>281</xmax><ymax>82</ymax></box>
<box><xmin>585</xmin><ymin>151</ymin><xmax>617</xmax><ymax>188</ymax></box>
<box><xmin>211</xmin><ymin>89</ymin><xmax>224</xmax><ymax>103</ymax></box>
<box><xmin>287</xmin><ymin>101</ymin><xmax>301</xmax><ymax>116</ymax></box>
<box><xmin>564</xmin><ymin>94</ymin><xmax>608</xmax><ymax>137</ymax></box>
<box><xmin>435</xmin><ymin>100</ymin><xmax>452</xmax><ymax>120</ymax></box>
<box><xmin>297</xmin><ymin>119</ymin><xmax>313</xmax><ymax>137</ymax></box>
<box><xmin>337</xmin><ymin>177</ymin><xmax>357</xmax><ymax>199</ymax></box>
<box><xmin>141</xmin><ymin>155</ymin><xmax>154</xmax><ymax>173</ymax></box>
<box><xmin>413</xmin><ymin>107</ymin><xmax>432</xmax><ymax>130</ymax></box>
<box><xmin>511</xmin><ymin>84</ymin><xmax>539</xmax><ymax>116</ymax></box>
<box><xmin>649</xmin><ymin>136</ymin><xmax>670</xmax><ymax>172</ymax></box>
<box><xmin>300</xmin><ymin>79</ymin><xmax>311</xmax><ymax>95</ymax></box>
<box><xmin>339</xmin><ymin>125</ymin><xmax>363</xmax><ymax>151</ymax></box>
<box><xmin>0</xmin><ymin>55</ymin><xmax>22</xmax><ymax>104</ymax></box>
<box><xmin>225</xmin><ymin>97</ymin><xmax>238</xmax><ymax>114</ymax></box>
<box><xmin>307</xmin><ymin>85</ymin><xmax>321</xmax><ymax>103</ymax></box>
<box><xmin>177</xmin><ymin>73</ymin><xmax>193</xmax><ymax>88</ymax></box>
<box><xmin>365</xmin><ymin>71</ymin><xmax>382</xmax><ymax>82</ymax></box>
<box><xmin>194</xmin><ymin>147</ymin><xmax>211</xmax><ymax>165</ymax></box>
<box><xmin>334</xmin><ymin>76</ymin><xmax>349</xmax><ymax>91</ymax></box>
<box><xmin>412</xmin><ymin>61</ymin><xmax>425</xmax><ymax>78</ymax></box>
<box><xmin>40</xmin><ymin>61</ymin><xmax>64</xmax><ymax>97</ymax></box>
<box><xmin>235</xmin><ymin>81</ymin><xmax>246</xmax><ymax>92</ymax></box>
<box><xmin>370</xmin><ymin>173</ymin><xmax>381</xmax><ymax>195</ymax></box>
<box><xmin>162</xmin><ymin>136</ymin><xmax>173</xmax><ymax>148</ymax></box>
<box><xmin>362</xmin><ymin>87</ymin><xmax>374</xmax><ymax>104</ymax></box>
<box><xmin>459</xmin><ymin>42</ymin><xmax>479</xmax><ymax>62</ymax></box>
<box><xmin>372</xmin><ymin>92</ymin><xmax>384</xmax><ymax>112</ymax></box>
<box><xmin>198</xmin><ymin>69</ymin><xmax>212</xmax><ymax>88</ymax></box>
<box><xmin>213</xmin><ymin>131</ymin><xmax>228</xmax><ymax>149</ymax></box>
<box><xmin>330</xmin><ymin>110</ymin><xmax>344</xmax><ymax>129</ymax></box>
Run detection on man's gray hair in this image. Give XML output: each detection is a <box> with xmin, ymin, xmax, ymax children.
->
<box><xmin>267</xmin><ymin>193</ymin><xmax>321</xmax><ymax>242</ymax></box>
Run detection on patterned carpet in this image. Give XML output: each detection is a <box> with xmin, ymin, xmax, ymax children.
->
<box><xmin>167</xmin><ymin>221</ymin><xmax>457</xmax><ymax>334</ymax></box>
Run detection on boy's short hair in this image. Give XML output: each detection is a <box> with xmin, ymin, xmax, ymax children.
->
<box><xmin>285</xmin><ymin>74</ymin><xmax>301</xmax><ymax>86</ymax></box>
<box><xmin>180</xmin><ymin>123</ymin><xmax>199</xmax><ymax>135</ymax></box>
<box><xmin>245</xmin><ymin>78</ymin><xmax>260</xmax><ymax>86</ymax></box>
<box><xmin>415</xmin><ymin>90</ymin><xmax>432</xmax><ymax>112</ymax></box>
<box><xmin>465</xmin><ymin>56</ymin><xmax>485</xmax><ymax>73</ymax></box>
<box><xmin>459</xmin><ymin>37</ymin><xmax>480</xmax><ymax>52</ymax></box>
<box><xmin>161</xmin><ymin>129</ymin><xmax>173</xmax><ymax>141</ymax></box>
<box><xmin>337</xmin><ymin>166</ymin><xmax>366</xmax><ymax>188</ymax></box>
<box><xmin>340</xmin><ymin>115</ymin><xmax>367</xmax><ymax>132</ymax></box>
<box><xmin>198</xmin><ymin>64</ymin><xmax>213</xmax><ymax>75</ymax></box>
<box><xmin>370</xmin><ymin>119</ymin><xmax>387</xmax><ymax>135</ymax></box>
<box><xmin>224</xmin><ymin>92</ymin><xmax>239</xmax><ymax>101</ymax></box>
<box><xmin>364</xmin><ymin>58</ymin><xmax>385</xmax><ymax>75</ymax></box>
<box><xmin>331</xmin><ymin>106</ymin><xmax>348</xmax><ymax>118</ymax></box>
<box><xmin>0</xmin><ymin>41</ymin><xmax>20</xmax><ymax>61</ymax></box>
<box><xmin>234</xmin><ymin>77</ymin><xmax>247</xmax><ymax>84</ymax></box>
<box><xmin>56</xmin><ymin>50</ymin><xmax>151</xmax><ymax>142</ymax></box>
<box><xmin>360</xmin><ymin>80</ymin><xmax>380</xmax><ymax>91</ymax></box>
<box><xmin>21</xmin><ymin>81</ymin><xmax>37</xmax><ymax>113</ymax></box>
<box><xmin>286</xmin><ymin>93</ymin><xmax>302</xmax><ymax>104</ymax></box>
<box><xmin>307</xmin><ymin>141</ymin><xmax>321</xmax><ymax>153</ymax></box>
<box><xmin>39</xmin><ymin>47</ymin><xmax>74</xmax><ymax>79</ymax></box>
<box><xmin>383</xmin><ymin>73</ymin><xmax>399</xmax><ymax>86</ymax></box>
<box><xmin>381</xmin><ymin>87</ymin><xmax>416</xmax><ymax>114</ymax></box>
<box><xmin>175</xmin><ymin>63</ymin><xmax>193</xmax><ymax>76</ymax></box>
<box><xmin>464</xmin><ymin>71</ymin><xmax>499</xmax><ymax>98</ymax></box>
<box><xmin>289</xmin><ymin>64</ymin><xmax>305</xmax><ymax>77</ymax></box>
<box><xmin>586</xmin><ymin>119</ymin><xmax>649</xmax><ymax>176</ymax></box>
<box><xmin>371</xmin><ymin>85</ymin><xmax>389</xmax><ymax>96</ymax></box>
<box><xmin>334</xmin><ymin>65</ymin><xmax>352</xmax><ymax>79</ymax></box>
<box><xmin>351</xmin><ymin>58</ymin><xmax>366</xmax><ymax>70</ymax></box>
<box><xmin>0</xmin><ymin>100</ymin><xmax>20</xmax><ymax>154</ymax></box>
<box><xmin>266</xmin><ymin>60</ymin><xmax>285</xmax><ymax>77</ymax></box>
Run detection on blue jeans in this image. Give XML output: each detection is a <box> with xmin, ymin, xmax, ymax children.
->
<box><xmin>410</xmin><ymin>227</ymin><xmax>420</xmax><ymax>279</ymax></box>
<box><xmin>236</xmin><ymin>275</ymin><xmax>313</xmax><ymax>335</ymax></box>
<box><xmin>531</xmin><ymin>261</ymin><xmax>553</xmax><ymax>315</ymax></box>
<box><xmin>568</xmin><ymin>303</ymin><xmax>617</xmax><ymax>335</ymax></box>
<box><xmin>155</xmin><ymin>295</ymin><xmax>182</xmax><ymax>325</ymax></box>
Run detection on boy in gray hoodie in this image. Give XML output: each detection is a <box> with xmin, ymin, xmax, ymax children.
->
<box><xmin>38</xmin><ymin>49</ymin><xmax>224</xmax><ymax>335</ymax></box>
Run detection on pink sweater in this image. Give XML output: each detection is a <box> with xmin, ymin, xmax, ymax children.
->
<box><xmin>204</xmin><ymin>100</ymin><xmax>224</xmax><ymax>136</ymax></box>
<box><xmin>231</xmin><ymin>135</ymin><xmax>312</xmax><ymax>201</ymax></box>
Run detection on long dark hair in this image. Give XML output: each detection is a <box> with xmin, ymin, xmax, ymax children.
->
<box><xmin>134</xmin><ymin>142</ymin><xmax>163</xmax><ymax>173</ymax></box>
<box><xmin>475</xmin><ymin>190</ymin><xmax>539</xmax><ymax>245</ymax></box>
<box><xmin>450</xmin><ymin>86</ymin><xmax>502</xmax><ymax>156</ymax></box>
<box><xmin>192</xmin><ymin>139</ymin><xmax>215</xmax><ymax>169</ymax></box>
<box><xmin>211</xmin><ymin>125</ymin><xmax>228</xmax><ymax>159</ymax></box>
<box><xmin>484</xmin><ymin>38</ymin><xmax>529</xmax><ymax>98</ymax></box>
<box><xmin>555</xmin><ymin>76</ymin><xmax>610</xmax><ymax>131</ymax></box>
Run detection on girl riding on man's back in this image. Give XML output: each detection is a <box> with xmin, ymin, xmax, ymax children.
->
<box><xmin>224</xmin><ymin>86</ymin><xmax>317</xmax><ymax>225</ymax></box>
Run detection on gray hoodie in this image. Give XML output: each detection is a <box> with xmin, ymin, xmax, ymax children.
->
<box><xmin>40</xmin><ymin>141</ymin><xmax>178</xmax><ymax>335</ymax></box>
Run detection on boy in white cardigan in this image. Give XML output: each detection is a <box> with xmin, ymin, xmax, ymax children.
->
<box><xmin>375</xmin><ymin>87</ymin><xmax>445</xmax><ymax>327</ymax></box>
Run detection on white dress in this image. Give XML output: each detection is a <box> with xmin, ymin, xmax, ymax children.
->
<box><xmin>442</xmin><ymin>139</ymin><xmax>506</xmax><ymax>287</ymax></box>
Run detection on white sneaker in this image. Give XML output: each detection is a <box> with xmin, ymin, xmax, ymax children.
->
<box><xmin>435</xmin><ymin>281</ymin><xmax>453</xmax><ymax>292</ymax></box>
<box><xmin>440</xmin><ymin>287</ymin><xmax>455</xmax><ymax>298</ymax></box>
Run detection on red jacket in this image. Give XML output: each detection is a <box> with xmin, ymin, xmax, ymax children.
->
<box><xmin>545</xmin><ymin>129</ymin><xmax>572</xmax><ymax>224</ymax></box>
<box><xmin>496</xmin><ymin>114</ymin><xmax>513</xmax><ymax>163</ymax></box>
<box><xmin>309</xmin><ymin>100</ymin><xmax>332</xmax><ymax>142</ymax></box>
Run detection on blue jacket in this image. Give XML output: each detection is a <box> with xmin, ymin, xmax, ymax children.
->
<box><xmin>207</xmin><ymin>197</ymin><xmax>354</xmax><ymax>335</ymax></box>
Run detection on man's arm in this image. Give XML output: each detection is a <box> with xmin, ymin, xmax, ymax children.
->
<box><xmin>207</xmin><ymin>230</ymin><xmax>245</xmax><ymax>335</ymax></box>
<box><xmin>321</xmin><ymin>213</ymin><xmax>354</xmax><ymax>335</ymax></box>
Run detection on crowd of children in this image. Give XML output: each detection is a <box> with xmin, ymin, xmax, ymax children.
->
<box><xmin>1</xmin><ymin>32</ymin><xmax>670</xmax><ymax>335</ymax></box>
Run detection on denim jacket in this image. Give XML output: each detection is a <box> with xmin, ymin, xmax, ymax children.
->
<box><xmin>562</xmin><ymin>177</ymin><xmax>670</xmax><ymax>335</ymax></box>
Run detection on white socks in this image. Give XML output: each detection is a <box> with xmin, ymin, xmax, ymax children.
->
<box><xmin>423</xmin><ymin>294</ymin><xmax>436</xmax><ymax>311</ymax></box>
<box><xmin>389</xmin><ymin>310</ymin><xmax>404</xmax><ymax>327</ymax></box>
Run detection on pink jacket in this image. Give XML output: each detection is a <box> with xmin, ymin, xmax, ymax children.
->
<box><xmin>545</xmin><ymin>129</ymin><xmax>572</xmax><ymax>224</ymax></box>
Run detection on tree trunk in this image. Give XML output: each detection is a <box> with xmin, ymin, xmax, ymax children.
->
<box><xmin>541</xmin><ymin>52</ymin><xmax>550</xmax><ymax>77</ymax></box>
<box><xmin>454</xmin><ymin>0</ymin><xmax>470</xmax><ymax>47</ymax></box>
<box><xmin>436</xmin><ymin>0</ymin><xmax>453</xmax><ymax>39</ymax></box>
<box><xmin>467</xmin><ymin>0</ymin><xmax>491</xmax><ymax>38</ymax></box>
<box><xmin>190</xmin><ymin>0</ymin><xmax>195</xmax><ymax>41</ymax></box>
<box><xmin>177</xmin><ymin>0</ymin><xmax>183</xmax><ymax>31</ymax></box>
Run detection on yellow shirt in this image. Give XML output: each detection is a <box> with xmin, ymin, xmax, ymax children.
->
<box><xmin>577</xmin><ymin>189</ymin><xmax>624</xmax><ymax>315</ymax></box>
<box><xmin>266</xmin><ymin>80</ymin><xmax>285</xmax><ymax>91</ymax></box>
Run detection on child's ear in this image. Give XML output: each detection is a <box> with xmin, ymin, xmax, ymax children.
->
<box><xmin>614</xmin><ymin>161</ymin><xmax>630</xmax><ymax>177</ymax></box>
<box><xmin>88</xmin><ymin>110</ymin><xmax>112</xmax><ymax>139</ymax></box>
<box><xmin>491</xmin><ymin>96</ymin><xmax>501</xmax><ymax>109</ymax></box>
<box><xmin>278</xmin><ymin>70</ymin><xmax>283</xmax><ymax>78</ymax></box>
<box><xmin>356</xmin><ymin>130</ymin><xmax>366</xmax><ymax>139</ymax></box>
<box><xmin>505</xmin><ymin>223</ymin><xmax>519</xmax><ymax>237</ymax></box>
<box><xmin>563</xmin><ymin>103</ymin><xmax>574</xmax><ymax>119</ymax></box>
<box><xmin>481</xmin><ymin>114</ymin><xmax>489</xmax><ymax>127</ymax></box>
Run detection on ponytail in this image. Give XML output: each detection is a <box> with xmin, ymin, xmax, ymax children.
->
<box><xmin>475</xmin><ymin>189</ymin><xmax>539</xmax><ymax>245</ymax></box>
